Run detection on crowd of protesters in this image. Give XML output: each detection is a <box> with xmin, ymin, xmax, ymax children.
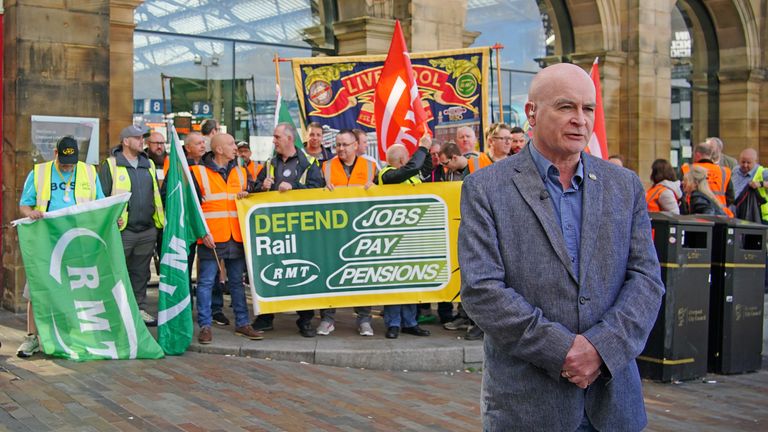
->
<box><xmin>18</xmin><ymin>113</ymin><xmax>762</xmax><ymax>355</ymax></box>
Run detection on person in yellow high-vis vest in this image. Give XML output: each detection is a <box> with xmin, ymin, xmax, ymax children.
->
<box><xmin>376</xmin><ymin>137</ymin><xmax>434</xmax><ymax>339</ymax></box>
<box><xmin>99</xmin><ymin>124</ymin><xmax>164</xmax><ymax>327</ymax></box>
<box><xmin>17</xmin><ymin>136</ymin><xmax>104</xmax><ymax>357</ymax></box>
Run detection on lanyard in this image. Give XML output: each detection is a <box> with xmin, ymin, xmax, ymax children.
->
<box><xmin>53</xmin><ymin>162</ymin><xmax>75</xmax><ymax>202</ymax></box>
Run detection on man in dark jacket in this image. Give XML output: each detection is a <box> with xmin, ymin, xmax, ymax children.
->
<box><xmin>376</xmin><ymin>135</ymin><xmax>433</xmax><ymax>339</ymax></box>
<box><xmin>250</xmin><ymin>123</ymin><xmax>325</xmax><ymax>337</ymax></box>
<box><xmin>99</xmin><ymin>125</ymin><xmax>165</xmax><ymax>326</ymax></box>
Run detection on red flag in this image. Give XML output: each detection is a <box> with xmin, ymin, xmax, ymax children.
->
<box><xmin>587</xmin><ymin>57</ymin><xmax>608</xmax><ymax>159</ymax></box>
<box><xmin>374</xmin><ymin>21</ymin><xmax>429</xmax><ymax>158</ymax></box>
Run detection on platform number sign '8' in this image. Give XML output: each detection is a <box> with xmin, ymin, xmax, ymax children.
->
<box><xmin>149</xmin><ymin>99</ymin><xmax>165</xmax><ymax>114</ymax></box>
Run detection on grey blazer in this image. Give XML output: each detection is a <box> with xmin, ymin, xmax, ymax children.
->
<box><xmin>458</xmin><ymin>145</ymin><xmax>664</xmax><ymax>431</ymax></box>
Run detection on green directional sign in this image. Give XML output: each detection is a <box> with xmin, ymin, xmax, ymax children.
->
<box><xmin>244</xmin><ymin>195</ymin><xmax>451</xmax><ymax>299</ymax></box>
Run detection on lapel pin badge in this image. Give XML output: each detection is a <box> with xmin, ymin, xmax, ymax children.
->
<box><xmin>588</xmin><ymin>173</ymin><xmax>597</xmax><ymax>180</ymax></box>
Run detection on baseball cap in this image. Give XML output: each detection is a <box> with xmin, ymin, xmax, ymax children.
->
<box><xmin>119</xmin><ymin>124</ymin><xmax>151</xmax><ymax>141</ymax></box>
<box><xmin>56</xmin><ymin>136</ymin><xmax>79</xmax><ymax>164</ymax></box>
<box><xmin>237</xmin><ymin>141</ymin><xmax>250</xmax><ymax>149</ymax></box>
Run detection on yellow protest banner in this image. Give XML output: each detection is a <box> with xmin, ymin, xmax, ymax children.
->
<box><xmin>236</xmin><ymin>182</ymin><xmax>462</xmax><ymax>314</ymax></box>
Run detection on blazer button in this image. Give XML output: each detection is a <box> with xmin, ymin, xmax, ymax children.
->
<box><xmin>578</xmin><ymin>296</ymin><xmax>588</xmax><ymax>305</ymax></box>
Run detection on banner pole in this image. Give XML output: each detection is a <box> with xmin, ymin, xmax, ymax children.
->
<box><xmin>492</xmin><ymin>43</ymin><xmax>505</xmax><ymax>123</ymax></box>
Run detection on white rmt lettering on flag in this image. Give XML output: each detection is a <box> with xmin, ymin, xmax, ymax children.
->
<box><xmin>374</xmin><ymin>20</ymin><xmax>430</xmax><ymax>158</ymax></box>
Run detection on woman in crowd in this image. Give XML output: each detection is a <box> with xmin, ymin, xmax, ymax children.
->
<box><xmin>646</xmin><ymin>159</ymin><xmax>682</xmax><ymax>214</ymax></box>
<box><xmin>680</xmin><ymin>164</ymin><xmax>727</xmax><ymax>215</ymax></box>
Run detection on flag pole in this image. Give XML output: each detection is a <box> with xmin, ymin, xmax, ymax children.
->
<box><xmin>492</xmin><ymin>43</ymin><xmax>505</xmax><ymax>123</ymax></box>
<box><xmin>273</xmin><ymin>53</ymin><xmax>281</xmax><ymax>87</ymax></box>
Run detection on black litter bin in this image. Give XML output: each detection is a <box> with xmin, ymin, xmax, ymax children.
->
<box><xmin>637</xmin><ymin>213</ymin><xmax>714</xmax><ymax>382</ymax></box>
<box><xmin>695</xmin><ymin>215</ymin><xmax>766</xmax><ymax>374</ymax></box>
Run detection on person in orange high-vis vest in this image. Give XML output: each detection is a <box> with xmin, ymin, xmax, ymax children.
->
<box><xmin>190</xmin><ymin>133</ymin><xmax>264</xmax><ymax>345</ymax></box>
<box><xmin>681</xmin><ymin>141</ymin><xmax>734</xmax><ymax>217</ymax></box>
<box><xmin>319</xmin><ymin>129</ymin><xmax>378</xmax><ymax>336</ymax></box>
<box><xmin>322</xmin><ymin>129</ymin><xmax>378</xmax><ymax>190</ymax></box>
<box><xmin>646</xmin><ymin>159</ymin><xmax>682</xmax><ymax>214</ymax></box>
<box><xmin>468</xmin><ymin>123</ymin><xmax>514</xmax><ymax>174</ymax></box>
<box><xmin>237</xmin><ymin>141</ymin><xmax>263</xmax><ymax>181</ymax></box>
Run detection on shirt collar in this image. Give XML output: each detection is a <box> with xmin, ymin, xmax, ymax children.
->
<box><xmin>528</xmin><ymin>141</ymin><xmax>584</xmax><ymax>190</ymax></box>
<box><xmin>738</xmin><ymin>166</ymin><xmax>757</xmax><ymax>177</ymax></box>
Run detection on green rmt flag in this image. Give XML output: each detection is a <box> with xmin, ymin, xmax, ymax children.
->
<box><xmin>276</xmin><ymin>84</ymin><xmax>303</xmax><ymax>149</ymax></box>
<box><xmin>157</xmin><ymin>123</ymin><xmax>210</xmax><ymax>354</ymax></box>
<box><xmin>15</xmin><ymin>194</ymin><xmax>164</xmax><ymax>361</ymax></box>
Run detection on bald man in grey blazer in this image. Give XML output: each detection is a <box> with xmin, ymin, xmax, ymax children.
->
<box><xmin>458</xmin><ymin>63</ymin><xmax>664</xmax><ymax>431</ymax></box>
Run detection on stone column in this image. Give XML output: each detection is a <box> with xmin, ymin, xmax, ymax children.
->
<box><xmin>330</xmin><ymin>0</ymin><xmax>477</xmax><ymax>55</ymax></box>
<box><xmin>2</xmin><ymin>0</ymin><xmax>140</xmax><ymax>311</ymax></box>
<box><xmin>717</xmin><ymin>69</ymin><xmax>765</xmax><ymax>159</ymax></box>
<box><xmin>618</xmin><ymin>0</ymin><xmax>673</xmax><ymax>180</ymax></box>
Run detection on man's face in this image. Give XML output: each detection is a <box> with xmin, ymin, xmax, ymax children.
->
<box><xmin>489</xmin><ymin>128</ymin><xmax>512</xmax><ymax>157</ymax></box>
<box><xmin>185</xmin><ymin>134</ymin><xmax>206</xmax><ymax>160</ymax></box>
<box><xmin>307</xmin><ymin>127</ymin><xmax>323</xmax><ymax>149</ymax></box>
<box><xmin>123</xmin><ymin>136</ymin><xmax>145</xmax><ymax>154</ymax></box>
<box><xmin>146</xmin><ymin>133</ymin><xmax>166</xmax><ymax>157</ymax></box>
<box><xmin>356</xmin><ymin>133</ymin><xmax>369</xmax><ymax>156</ymax></box>
<box><xmin>219</xmin><ymin>136</ymin><xmax>237</xmax><ymax>161</ymax></box>
<box><xmin>336</xmin><ymin>132</ymin><xmax>358</xmax><ymax>164</ymax></box>
<box><xmin>527</xmin><ymin>73</ymin><xmax>595</xmax><ymax>159</ymax></box>
<box><xmin>740</xmin><ymin>153</ymin><xmax>756</xmax><ymax>173</ymax></box>
<box><xmin>510</xmin><ymin>132</ymin><xmax>526</xmax><ymax>154</ymax></box>
<box><xmin>439</xmin><ymin>154</ymin><xmax>460</xmax><ymax>172</ymax></box>
<box><xmin>429</xmin><ymin>145</ymin><xmax>441</xmax><ymax>167</ymax></box>
<box><xmin>238</xmin><ymin>146</ymin><xmax>252</xmax><ymax>161</ymax></box>
<box><xmin>273</xmin><ymin>126</ymin><xmax>293</xmax><ymax>156</ymax></box>
<box><xmin>456</xmin><ymin>129</ymin><xmax>476</xmax><ymax>153</ymax></box>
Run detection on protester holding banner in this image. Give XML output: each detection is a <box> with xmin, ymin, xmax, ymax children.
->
<box><xmin>456</xmin><ymin>127</ymin><xmax>479</xmax><ymax>158</ymax></box>
<box><xmin>16</xmin><ymin>136</ymin><xmax>105</xmax><ymax>357</ymax></box>
<box><xmin>377</xmin><ymin>136</ymin><xmax>433</xmax><ymax>339</ymax></box>
<box><xmin>190</xmin><ymin>133</ymin><xmax>263</xmax><ymax>344</ymax></box>
<box><xmin>99</xmin><ymin>125</ymin><xmax>164</xmax><ymax>327</ymax></box>
<box><xmin>437</xmin><ymin>142</ymin><xmax>471</xmax><ymax>182</ymax></box>
<box><xmin>320</xmin><ymin>129</ymin><xmax>378</xmax><ymax>336</ymax></box>
<box><xmin>353</xmin><ymin>128</ymin><xmax>380</xmax><ymax>169</ymax></box>
<box><xmin>303</xmin><ymin>122</ymin><xmax>334</xmax><ymax>164</ymax></box>
<box><xmin>250</xmin><ymin>123</ymin><xmax>325</xmax><ymax>337</ymax></box>
<box><xmin>469</xmin><ymin>123</ymin><xmax>513</xmax><ymax>173</ymax></box>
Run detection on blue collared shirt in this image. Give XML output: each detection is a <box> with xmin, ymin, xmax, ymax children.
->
<box><xmin>529</xmin><ymin>142</ymin><xmax>584</xmax><ymax>279</ymax></box>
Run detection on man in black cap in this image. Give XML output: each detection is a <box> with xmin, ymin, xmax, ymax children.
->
<box><xmin>99</xmin><ymin>125</ymin><xmax>165</xmax><ymax>326</ymax></box>
<box><xmin>17</xmin><ymin>136</ymin><xmax>105</xmax><ymax>357</ymax></box>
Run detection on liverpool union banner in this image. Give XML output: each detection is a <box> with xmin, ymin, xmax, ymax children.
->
<box><xmin>236</xmin><ymin>183</ymin><xmax>462</xmax><ymax>314</ymax></box>
<box><xmin>15</xmin><ymin>195</ymin><xmax>164</xmax><ymax>361</ymax></box>
<box><xmin>292</xmin><ymin>47</ymin><xmax>491</xmax><ymax>152</ymax></box>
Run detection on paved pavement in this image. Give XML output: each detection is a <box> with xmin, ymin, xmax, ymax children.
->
<box><xmin>0</xmin><ymin>292</ymin><xmax>765</xmax><ymax>430</ymax></box>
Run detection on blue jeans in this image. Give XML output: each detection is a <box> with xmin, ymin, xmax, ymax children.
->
<box><xmin>197</xmin><ymin>257</ymin><xmax>249</xmax><ymax>328</ymax></box>
<box><xmin>575</xmin><ymin>412</ymin><xmax>597</xmax><ymax>432</ymax></box>
<box><xmin>383</xmin><ymin>304</ymin><xmax>417</xmax><ymax>328</ymax></box>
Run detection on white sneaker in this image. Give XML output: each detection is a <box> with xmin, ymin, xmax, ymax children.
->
<box><xmin>316</xmin><ymin>320</ymin><xmax>335</xmax><ymax>336</ymax></box>
<box><xmin>140</xmin><ymin>309</ymin><xmax>158</xmax><ymax>327</ymax></box>
<box><xmin>17</xmin><ymin>334</ymin><xmax>40</xmax><ymax>358</ymax></box>
<box><xmin>358</xmin><ymin>322</ymin><xmax>374</xmax><ymax>336</ymax></box>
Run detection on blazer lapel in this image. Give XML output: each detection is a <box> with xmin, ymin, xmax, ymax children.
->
<box><xmin>512</xmin><ymin>150</ymin><xmax>578</xmax><ymax>283</ymax></box>
<box><xmin>578</xmin><ymin>155</ymin><xmax>603</xmax><ymax>287</ymax></box>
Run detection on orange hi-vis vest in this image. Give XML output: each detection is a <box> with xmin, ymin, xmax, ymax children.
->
<box><xmin>682</xmin><ymin>162</ymin><xmax>734</xmax><ymax>217</ymax></box>
<box><xmin>322</xmin><ymin>156</ymin><xmax>376</xmax><ymax>187</ymax></box>
<box><xmin>244</xmin><ymin>160</ymin><xmax>263</xmax><ymax>181</ymax></box>
<box><xmin>646</xmin><ymin>183</ymin><xmax>674</xmax><ymax>212</ymax></box>
<box><xmin>468</xmin><ymin>152</ymin><xmax>493</xmax><ymax>174</ymax></box>
<box><xmin>191</xmin><ymin>164</ymin><xmax>247</xmax><ymax>243</ymax></box>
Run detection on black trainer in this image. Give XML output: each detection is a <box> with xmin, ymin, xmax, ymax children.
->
<box><xmin>465</xmin><ymin>325</ymin><xmax>484</xmax><ymax>341</ymax></box>
<box><xmin>401</xmin><ymin>325</ymin><xmax>431</xmax><ymax>336</ymax></box>
<box><xmin>296</xmin><ymin>319</ymin><xmax>316</xmax><ymax>338</ymax></box>
<box><xmin>251</xmin><ymin>317</ymin><xmax>274</xmax><ymax>332</ymax></box>
<box><xmin>212</xmin><ymin>312</ymin><xmax>230</xmax><ymax>326</ymax></box>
